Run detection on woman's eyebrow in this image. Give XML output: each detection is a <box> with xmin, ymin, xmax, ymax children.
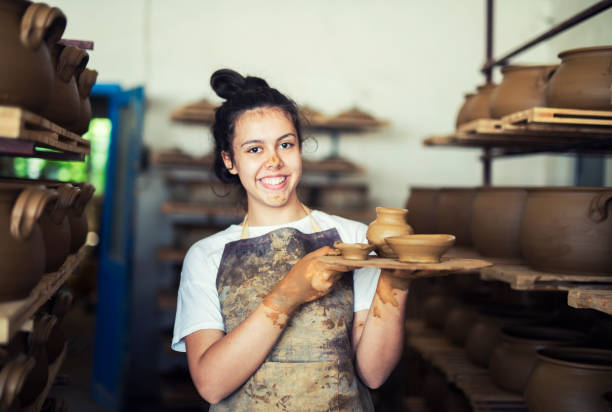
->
<box><xmin>240</xmin><ymin>133</ymin><xmax>297</xmax><ymax>147</ymax></box>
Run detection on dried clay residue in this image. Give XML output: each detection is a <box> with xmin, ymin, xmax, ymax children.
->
<box><xmin>265</xmin><ymin>310</ymin><xmax>289</xmax><ymax>329</ymax></box>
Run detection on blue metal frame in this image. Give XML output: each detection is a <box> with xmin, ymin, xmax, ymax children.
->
<box><xmin>90</xmin><ymin>84</ymin><xmax>145</xmax><ymax>411</ymax></box>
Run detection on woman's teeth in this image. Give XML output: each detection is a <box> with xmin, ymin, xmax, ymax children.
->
<box><xmin>260</xmin><ymin>176</ymin><xmax>286</xmax><ymax>185</ymax></box>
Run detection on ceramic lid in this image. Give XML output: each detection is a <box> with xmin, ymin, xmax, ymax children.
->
<box><xmin>558</xmin><ymin>45</ymin><xmax>612</xmax><ymax>59</ymax></box>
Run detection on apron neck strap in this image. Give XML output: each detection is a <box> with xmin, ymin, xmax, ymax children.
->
<box><xmin>240</xmin><ymin>203</ymin><xmax>321</xmax><ymax>239</ymax></box>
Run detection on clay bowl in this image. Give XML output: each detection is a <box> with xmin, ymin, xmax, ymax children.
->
<box><xmin>385</xmin><ymin>234</ymin><xmax>456</xmax><ymax>263</ymax></box>
<box><xmin>332</xmin><ymin>241</ymin><xmax>374</xmax><ymax>260</ymax></box>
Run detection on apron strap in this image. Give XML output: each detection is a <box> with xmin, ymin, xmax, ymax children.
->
<box><xmin>240</xmin><ymin>203</ymin><xmax>321</xmax><ymax>239</ymax></box>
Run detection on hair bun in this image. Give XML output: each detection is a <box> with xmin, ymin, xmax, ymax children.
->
<box><xmin>210</xmin><ymin>68</ymin><xmax>270</xmax><ymax>100</ymax></box>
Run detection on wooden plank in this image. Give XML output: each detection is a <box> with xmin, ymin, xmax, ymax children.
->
<box><xmin>0</xmin><ymin>245</ymin><xmax>90</xmax><ymax>344</ymax></box>
<box><xmin>23</xmin><ymin>342</ymin><xmax>67</xmax><ymax>412</ymax></box>
<box><xmin>567</xmin><ymin>286</ymin><xmax>612</xmax><ymax>315</ymax></box>
<box><xmin>481</xmin><ymin>264</ymin><xmax>612</xmax><ymax>291</ymax></box>
<box><xmin>455</xmin><ymin>375</ymin><xmax>526</xmax><ymax>410</ymax></box>
<box><xmin>458</xmin><ymin>118</ymin><xmax>504</xmax><ymax>134</ymax></box>
<box><xmin>503</xmin><ymin>107</ymin><xmax>612</xmax><ymax>127</ymax></box>
<box><xmin>319</xmin><ymin>256</ymin><xmax>492</xmax><ymax>273</ymax></box>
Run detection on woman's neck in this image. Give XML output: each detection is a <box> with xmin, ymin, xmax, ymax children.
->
<box><xmin>246</xmin><ymin>197</ymin><xmax>307</xmax><ymax>227</ymax></box>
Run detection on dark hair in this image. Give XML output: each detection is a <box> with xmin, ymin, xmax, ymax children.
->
<box><xmin>210</xmin><ymin>68</ymin><xmax>303</xmax><ymax>187</ymax></box>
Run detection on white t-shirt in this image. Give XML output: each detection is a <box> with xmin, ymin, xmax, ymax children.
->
<box><xmin>172</xmin><ymin>210</ymin><xmax>380</xmax><ymax>352</ymax></box>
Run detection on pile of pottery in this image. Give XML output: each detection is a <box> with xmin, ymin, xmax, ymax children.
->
<box><xmin>456</xmin><ymin>45</ymin><xmax>612</xmax><ymax>127</ymax></box>
<box><xmin>0</xmin><ymin>0</ymin><xmax>98</xmax><ymax>134</ymax></box>
<box><xmin>0</xmin><ymin>180</ymin><xmax>94</xmax><ymax>303</ymax></box>
<box><xmin>405</xmin><ymin>186</ymin><xmax>612</xmax><ymax>276</ymax></box>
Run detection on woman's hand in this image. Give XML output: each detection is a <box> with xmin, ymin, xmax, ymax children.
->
<box><xmin>376</xmin><ymin>269</ymin><xmax>412</xmax><ymax>307</ymax></box>
<box><xmin>263</xmin><ymin>246</ymin><xmax>351</xmax><ymax>314</ymax></box>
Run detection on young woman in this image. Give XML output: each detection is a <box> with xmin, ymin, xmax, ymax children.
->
<box><xmin>172</xmin><ymin>69</ymin><xmax>411</xmax><ymax>411</ymax></box>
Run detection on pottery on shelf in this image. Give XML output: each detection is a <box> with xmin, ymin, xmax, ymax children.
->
<box><xmin>471</xmin><ymin>187</ymin><xmax>527</xmax><ymax>259</ymax></box>
<box><xmin>461</xmin><ymin>83</ymin><xmax>497</xmax><ymax>122</ymax></box>
<box><xmin>366</xmin><ymin>207</ymin><xmax>413</xmax><ymax>258</ymax></box>
<box><xmin>435</xmin><ymin>188</ymin><xmax>475</xmax><ymax>246</ymax></box>
<box><xmin>422</xmin><ymin>294</ymin><xmax>454</xmax><ymax>329</ymax></box>
<box><xmin>489</xmin><ymin>65</ymin><xmax>557</xmax><ymax>118</ymax></box>
<box><xmin>0</xmin><ymin>354</ymin><xmax>36</xmax><ymax>412</ymax></box>
<box><xmin>72</xmin><ymin>68</ymin><xmax>98</xmax><ymax>134</ymax></box>
<box><xmin>332</xmin><ymin>241</ymin><xmax>374</xmax><ymax>260</ymax></box>
<box><xmin>443</xmin><ymin>303</ymin><xmax>479</xmax><ymax>346</ymax></box>
<box><xmin>68</xmin><ymin>182</ymin><xmax>94</xmax><ymax>252</ymax></box>
<box><xmin>0</xmin><ymin>1</ymin><xmax>66</xmax><ymax>113</ymax></box>
<box><xmin>46</xmin><ymin>291</ymin><xmax>73</xmax><ymax>363</ymax></box>
<box><xmin>524</xmin><ymin>347</ymin><xmax>612</xmax><ymax>412</ymax></box>
<box><xmin>405</xmin><ymin>187</ymin><xmax>439</xmax><ymax>234</ymax></box>
<box><xmin>489</xmin><ymin>325</ymin><xmax>587</xmax><ymax>393</ymax></box>
<box><xmin>455</xmin><ymin>93</ymin><xmax>476</xmax><ymax>128</ymax></box>
<box><xmin>546</xmin><ymin>46</ymin><xmax>612</xmax><ymax>111</ymax></box>
<box><xmin>520</xmin><ymin>187</ymin><xmax>612</xmax><ymax>275</ymax></box>
<box><xmin>385</xmin><ymin>234</ymin><xmax>455</xmax><ymax>263</ymax></box>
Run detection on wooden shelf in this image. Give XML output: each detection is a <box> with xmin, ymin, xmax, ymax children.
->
<box><xmin>157</xmin><ymin>247</ymin><xmax>187</xmax><ymax>264</ymax></box>
<box><xmin>0</xmin><ymin>245</ymin><xmax>90</xmax><ymax>344</ymax></box>
<box><xmin>24</xmin><ymin>342</ymin><xmax>67</xmax><ymax>412</ymax></box>
<box><xmin>567</xmin><ymin>286</ymin><xmax>612</xmax><ymax>315</ymax></box>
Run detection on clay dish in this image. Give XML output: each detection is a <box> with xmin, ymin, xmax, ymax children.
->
<box><xmin>333</xmin><ymin>241</ymin><xmax>375</xmax><ymax>260</ymax></box>
<box><xmin>385</xmin><ymin>234</ymin><xmax>456</xmax><ymax>263</ymax></box>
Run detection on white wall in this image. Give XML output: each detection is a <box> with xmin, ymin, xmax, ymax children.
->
<box><xmin>53</xmin><ymin>0</ymin><xmax>612</xmax><ymax>206</ymax></box>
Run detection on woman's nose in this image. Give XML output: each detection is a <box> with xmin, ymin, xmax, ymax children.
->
<box><xmin>266</xmin><ymin>151</ymin><xmax>283</xmax><ymax>168</ymax></box>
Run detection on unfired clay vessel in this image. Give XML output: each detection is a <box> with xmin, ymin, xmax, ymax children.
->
<box><xmin>524</xmin><ymin>347</ymin><xmax>612</xmax><ymax>412</ymax></box>
<box><xmin>462</xmin><ymin>83</ymin><xmax>497</xmax><ymax>122</ymax></box>
<box><xmin>68</xmin><ymin>182</ymin><xmax>94</xmax><ymax>252</ymax></box>
<box><xmin>422</xmin><ymin>294</ymin><xmax>454</xmax><ymax>329</ymax></box>
<box><xmin>455</xmin><ymin>93</ymin><xmax>476</xmax><ymax>128</ymax></box>
<box><xmin>0</xmin><ymin>354</ymin><xmax>35</xmax><ymax>412</ymax></box>
<box><xmin>333</xmin><ymin>241</ymin><xmax>374</xmax><ymax>260</ymax></box>
<box><xmin>520</xmin><ymin>187</ymin><xmax>612</xmax><ymax>275</ymax></box>
<box><xmin>546</xmin><ymin>46</ymin><xmax>612</xmax><ymax>111</ymax></box>
<box><xmin>385</xmin><ymin>234</ymin><xmax>455</xmax><ymax>263</ymax></box>
<box><xmin>72</xmin><ymin>68</ymin><xmax>98</xmax><ymax>134</ymax></box>
<box><xmin>366</xmin><ymin>207</ymin><xmax>413</xmax><ymax>258</ymax></box>
<box><xmin>435</xmin><ymin>188</ymin><xmax>475</xmax><ymax>246</ymax></box>
<box><xmin>489</xmin><ymin>325</ymin><xmax>587</xmax><ymax>393</ymax></box>
<box><xmin>405</xmin><ymin>187</ymin><xmax>439</xmax><ymax>234</ymax></box>
<box><xmin>443</xmin><ymin>304</ymin><xmax>479</xmax><ymax>346</ymax></box>
<box><xmin>489</xmin><ymin>65</ymin><xmax>557</xmax><ymax>118</ymax></box>
<box><xmin>471</xmin><ymin>187</ymin><xmax>527</xmax><ymax>259</ymax></box>
<box><xmin>0</xmin><ymin>1</ymin><xmax>66</xmax><ymax>113</ymax></box>
<box><xmin>46</xmin><ymin>291</ymin><xmax>72</xmax><ymax>363</ymax></box>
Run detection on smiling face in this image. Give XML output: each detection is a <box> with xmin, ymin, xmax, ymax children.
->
<box><xmin>222</xmin><ymin>106</ymin><xmax>303</xmax><ymax>215</ymax></box>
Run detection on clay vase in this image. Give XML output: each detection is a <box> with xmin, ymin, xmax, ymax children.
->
<box><xmin>455</xmin><ymin>92</ymin><xmax>475</xmax><ymax>128</ymax></box>
<box><xmin>0</xmin><ymin>184</ymin><xmax>56</xmax><ymax>302</ymax></box>
<box><xmin>462</xmin><ymin>83</ymin><xmax>497</xmax><ymax>122</ymax></box>
<box><xmin>443</xmin><ymin>303</ymin><xmax>479</xmax><ymax>346</ymax></box>
<box><xmin>0</xmin><ymin>354</ymin><xmax>36</xmax><ymax>412</ymax></box>
<box><xmin>489</xmin><ymin>325</ymin><xmax>587</xmax><ymax>393</ymax></box>
<box><xmin>40</xmin><ymin>44</ymin><xmax>89</xmax><ymax>129</ymax></box>
<box><xmin>405</xmin><ymin>187</ymin><xmax>439</xmax><ymax>234</ymax></box>
<box><xmin>435</xmin><ymin>188</ymin><xmax>475</xmax><ymax>247</ymax></box>
<box><xmin>471</xmin><ymin>187</ymin><xmax>527</xmax><ymax>258</ymax></box>
<box><xmin>72</xmin><ymin>68</ymin><xmax>98</xmax><ymax>135</ymax></box>
<box><xmin>68</xmin><ymin>182</ymin><xmax>94</xmax><ymax>252</ymax></box>
<box><xmin>39</xmin><ymin>183</ymin><xmax>79</xmax><ymax>272</ymax></box>
<box><xmin>366</xmin><ymin>207</ymin><xmax>413</xmax><ymax>258</ymax></box>
<box><xmin>524</xmin><ymin>347</ymin><xmax>612</xmax><ymax>412</ymax></box>
<box><xmin>46</xmin><ymin>291</ymin><xmax>73</xmax><ymax>364</ymax></box>
<box><xmin>520</xmin><ymin>187</ymin><xmax>612</xmax><ymax>275</ymax></box>
<box><xmin>489</xmin><ymin>65</ymin><xmax>558</xmax><ymax>118</ymax></box>
<box><xmin>546</xmin><ymin>46</ymin><xmax>612</xmax><ymax>111</ymax></box>
<box><xmin>0</xmin><ymin>1</ymin><xmax>66</xmax><ymax>113</ymax></box>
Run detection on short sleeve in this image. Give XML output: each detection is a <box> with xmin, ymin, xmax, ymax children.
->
<box><xmin>353</xmin><ymin>266</ymin><xmax>380</xmax><ymax>312</ymax></box>
<box><xmin>172</xmin><ymin>244</ymin><xmax>225</xmax><ymax>352</ymax></box>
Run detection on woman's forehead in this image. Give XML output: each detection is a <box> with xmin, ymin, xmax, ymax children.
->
<box><xmin>234</xmin><ymin>107</ymin><xmax>296</xmax><ymax>141</ymax></box>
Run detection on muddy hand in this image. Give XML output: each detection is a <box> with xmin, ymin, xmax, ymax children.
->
<box><xmin>376</xmin><ymin>269</ymin><xmax>413</xmax><ymax>307</ymax></box>
<box><xmin>263</xmin><ymin>246</ymin><xmax>351</xmax><ymax>314</ymax></box>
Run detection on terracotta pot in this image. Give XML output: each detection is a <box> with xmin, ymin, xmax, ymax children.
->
<box><xmin>46</xmin><ymin>291</ymin><xmax>73</xmax><ymax>364</ymax></box>
<box><xmin>443</xmin><ymin>303</ymin><xmax>478</xmax><ymax>346</ymax></box>
<box><xmin>435</xmin><ymin>188</ymin><xmax>475</xmax><ymax>246</ymax></box>
<box><xmin>40</xmin><ymin>44</ymin><xmax>88</xmax><ymax>129</ymax></box>
<box><xmin>366</xmin><ymin>207</ymin><xmax>413</xmax><ymax>258</ymax></box>
<box><xmin>489</xmin><ymin>65</ymin><xmax>557</xmax><ymax>118</ymax></box>
<box><xmin>72</xmin><ymin>68</ymin><xmax>98</xmax><ymax>134</ymax></box>
<box><xmin>68</xmin><ymin>182</ymin><xmax>94</xmax><ymax>252</ymax></box>
<box><xmin>405</xmin><ymin>187</ymin><xmax>439</xmax><ymax>234</ymax></box>
<box><xmin>422</xmin><ymin>294</ymin><xmax>454</xmax><ymax>329</ymax></box>
<box><xmin>524</xmin><ymin>347</ymin><xmax>612</xmax><ymax>412</ymax></box>
<box><xmin>0</xmin><ymin>354</ymin><xmax>36</xmax><ymax>412</ymax></box>
<box><xmin>471</xmin><ymin>187</ymin><xmax>527</xmax><ymax>258</ymax></box>
<box><xmin>465</xmin><ymin>305</ymin><xmax>551</xmax><ymax>368</ymax></box>
<box><xmin>546</xmin><ymin>46</ymin><xmax>612</xmax><ymax>111</ymax></box>
<box><xmin>489</xmin><ymin>325</ymin><xmax>587</xmax><ymax>393</ymax></box>
<box><xmin>462</xmin><ymin>83</ymin><xmax>497</xmax><ymax>122</ymax></box>
<box><xmin>0</xmin><ymin>1</ymin><xmax>66</xmax><ymax>113</ymax></box>
<box><xmin>0</xmin><ymin>185</ymin><xmax>56</xmax><ymax>302</ymax></box>
<box><xmin>520</xmin><ymin>187</ymin><xmax>612</xmax><ymax>275</ymax></box>
<box><xmin>455</xmin><ymin>93</ymin><xmax>475</xmax><ymax>128</ymax></box>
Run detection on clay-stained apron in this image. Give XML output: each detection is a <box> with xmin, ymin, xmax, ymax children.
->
<box><xmin>212</xmin><ymin>225</ymin><xmax>374</xmax><ymax>411</ymax></box>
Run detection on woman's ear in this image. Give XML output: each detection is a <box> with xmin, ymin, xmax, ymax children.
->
<box><xmin>221</xmin><ymin>150</ymin><xmax>238</xmax><ymax>175</ymax></box>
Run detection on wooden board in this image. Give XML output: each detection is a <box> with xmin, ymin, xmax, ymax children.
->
<box><xmin>481</xmin><ymin>264</ymin><xmax>612</xmax><ymax>291</ymax></box>
<box><xmin>0</xmin><ymin>245</ymin><xmax>90</xmax><ymax>344</ymax></box>
<box><xmin>455</xmin><ymin>374</ymin><xmax>527</xmax><ymax>412</ymax></box>
<box><xmin>458</xmin><ymin>118</ymin><xmax>504</xmax><ymax>134</ymax></box>
<box><xmin>0</xmin><ymin>106</ymin><xmax>90</xmax><ymax>155</ymax></box>
<box><xmin>503</xmin><ymin>106</ymin><xmax>612</xmax><ymax>127</ymax></box>
<box><xmin>445</xmin><ymin>247</ymin><xmax>524</xmax><ymax>266</ymax></box>
<box><xmin>24</xmin><ymin>342</ymin><xmax>67</xmax><ymax>412</ymax></box>
<box><xmin>567</xmin><ymin>285</ymin><xmax>612</xmax><ymax>315</ymax></box>
<box><xmin>319</xmin><ymin>256</ymin><xmax>491</xmax><ymax>273</ymax></box>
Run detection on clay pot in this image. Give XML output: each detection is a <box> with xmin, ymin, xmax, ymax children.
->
<box><xmin>489</xmin><ymin>325</ymin><xmax>587</xmax><ymax>393</ymax></box>
<box><xmin>366</xmin><ymin>207</ymin><xmax>413</xmax><ymax>258</ymax></box>
<box><xmin>40</xmin><ymin>44</ymin><xmax>89</xmax><ymax>129</ymax></box>
<box><xmin>524</xmin><ymin>347</ymin><xmax>612</xmax><ymax>412</ymax></box>
<box><xmin>435</xmin><ymin>188</ymin><xmax>475</xmax><ymax>246</ymax></box>
<box><xmin>0</xmin><ymin>184</ymin><xmax>56</xmax><ymax>302</ymax></box>
<box><xmin>385</xmin><ymin>234</ymin><xmax>455</xmax><ymax>263</ymax></box>
<box><xmin>46</xmin><ymin>291</ymin><xmax>73</xmax><ymax>364</ymax></box>
<box><xmin>520</xmin><ymin>187</ymin><xmax>612</xmax><ymax>275</ymax></box>
<box><xmin>546</xmin><ymin>46</ymin><xmax>612</xmax><ymax>111</ymax></box>
<box><xmin>0</xmin><ymin>1</ymin><xmax>66</xmax><ymax>113</ymax></box>
<box><xmin>72</xmin><ymin>68</ymin><xmax>98</xmax><ymax>135</ymax></box>
<box><xmin>422</xmin><ymin>294</ymin><xmax>454</xmax><ymax>329</ymax></box>
<box><xmin>333</xmin><ymin>241</ymin><xmax>374</xmax><ymax>260</ymax></box>
<box><xmin>443</xmin><ymin>303</ymin><xmax>478</xmax><ymax>346</ymax></box>
<box><xmin>462</xmin><ymin>83</ymin><xmax>497</xmax><ymax>122</ymax></box>
<box><xmin>471</xmin><ymin>187</ymin><xmax>527</xmax><ymax>258</ymax></box>
<box><xmin>489</xmin><ymin>65</ymin><xmax>557</xmax><ymax>118</ymax></box>
<box><xmin>0</xmin><ymin>354</ymin><xmax>36</xmax><ymax>412</ymax></box>
<box><xmin>68</xmin><ymin>182</ymin><xmax>94</xmax><ymax>252</ymax></box>
<box><xmin>405</xmin><ymin>187</ymin><xmax>439</xmax><ymax>234</ymax></box>
<box><xmin>455</xmin><ymin>93</ymin><xmax>476</xmax><ymax>128</ymax></box>
<box><xmin>39</xmin><ymin>183</ymin><xmax>79</xmax><ymax>272</ymax></box>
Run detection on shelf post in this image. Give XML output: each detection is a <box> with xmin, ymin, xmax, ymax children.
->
<box><xmin>482</xmin><ymin>148</ymin><xmax>492</xmax><ymax>186</ymax></box>
<box><xmin>484</xmin><ymin>0</ymin><xmax>494</xmax><ymax>83</ymax></box>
